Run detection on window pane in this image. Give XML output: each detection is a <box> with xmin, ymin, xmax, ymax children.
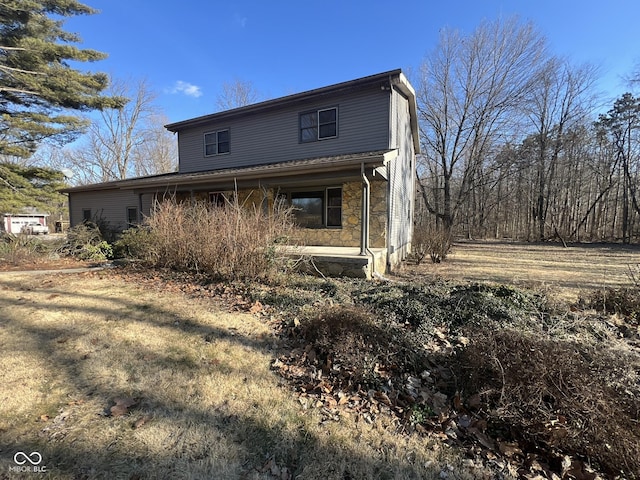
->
<box><xmin>301</xmin><ymin>127</ymin><xmax>317</xmax><ymax>142</ymax></box>
<box><xmin>217</xmin><ymin>130</ymin><xmax>229</xmax><ymax>142</ymax></box>
<box><xmin>319</xmin><ymin>123</ymin><xmax>336</xmax><ymax>138</ymax></box>
<box><xmin>205</xmin><ymin>144</ymin><xmax>217</xmax><ymax>156</ymax></box>
<box><xmin>218</xmin><ymin>141</ymin><xmax>230</xmax><ymax>154</ymax></box>
<box><xmin>319</xmin><ymin>108</ymin><xmax>336</xmax><ymax>123</ymax></box>
<box><xmin>204</xmin><ymin>133</ymin><xmax>216</xmax><ymax>144</ymax></box>
<box><xmin>300</xmin><ymin>113</ymin><xmax>317</xmax><ymax>128</ymax></box>
<box><xmin>327</xmin><ymin>188</ymin><xmax>341</xmax><ymax>206</ymax></box>
<box><xmin>291</xmin><ymin>191</ymin><xmax>323</xmax><ymax>227</ymax></box>
<box><xmin>327</xmin><ymin>207</ymin><xmax>341</xmax><ymax>227</ymax></box>
<box><xmin>127</xmin><ymin>208</ymin><xmax>138</xmax><ymax>225</ymax></box>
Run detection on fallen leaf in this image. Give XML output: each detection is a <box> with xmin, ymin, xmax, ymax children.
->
<box><xmin>110</xmin><ymin>404</ymin><xmax>129</xmax><ymax>417</ymax></box>
<box><xmin>467</xmin><ymin>426</ymin><xmax>495</xmax><ymax>450</ymax></box>
<box><xmin>133</xmin><ymin>415</ymin><xmax>153</xmax><ymax>429</ymax></box>
<box><xmin>498</xmin><ymin>441</ymin><xmax>522</xmax><ymax>457</ymax></box>
<box><xmin>109</xmin><ymin>397</ymin><xmax>138</xmax><ymax>417</ymax></box>
<box><xmin>249</xmin><ymin>300</ymin><xmax>263</xmax><ymax>314</ymax></box>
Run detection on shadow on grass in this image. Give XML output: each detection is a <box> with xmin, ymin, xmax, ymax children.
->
<box><xmin>0</xmin><ymin>273</ymin><xmax>446</xmax><ymax>480</ymax></box>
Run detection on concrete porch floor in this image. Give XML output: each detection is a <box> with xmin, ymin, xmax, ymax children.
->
<box><xmin>282</xmin><ymin>246</ymin><xmax>387</xmax><ymax>279</ymax></box>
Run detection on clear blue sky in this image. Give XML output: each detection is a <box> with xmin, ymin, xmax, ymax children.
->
<box><xmin>65</xmin><ymin>0</ymin><xmax>639</xmax><ymax>124</ymax></box>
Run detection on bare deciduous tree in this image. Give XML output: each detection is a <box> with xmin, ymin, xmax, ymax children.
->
<box><xmin>215</xmin><ymin>78</ymin><xmax>261</xmax><ymax>111</ymax></box>
<box><xmin>416</xmin><ymin>17</ymin><xmax>547</xmax><ymax>233</ymax></box>
<box><xmin>523</xmin><ymin>59</ymin><xmax>598</xmax><ymax>240</ymax></box>
<box><xmin>132</xmin><ymin>114</ymin><xmax>178</xmax><ymax>177</ymax></box>
<box><xmin>62</xmin><ymin>77</ymin><xmax>176</xmax><ymax>184</ymax></box>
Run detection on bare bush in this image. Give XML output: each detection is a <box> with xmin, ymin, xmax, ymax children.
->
<box><xmin>0</xmin><ymin>232</ymin><xmax>49</xmax><ymax>264</ymax></box>
<box><xmin>299</xmin><ymin>305</ymin><xmax>427</xmax><ymax>390</ymax></box>
<box><xmin>118</xmin><ymin>195</ymin><xmax>296</xmax><ymax>281</ymax></box>
<box><xmin>627</xmin><ymin>263</ymin><xmax>640</xmax><ymax>288</ymax></box>
<box><xmin>411</xmin><ymin>224</ymin><xmax>452</xmax><ymax>264</ymax></box>
<box><xmin>456</xmin><ymin>328</ymin><xmax>640</xmax><ymax>476</ymax></box>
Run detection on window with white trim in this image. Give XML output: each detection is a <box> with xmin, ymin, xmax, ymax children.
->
<box><xmin>299</xmin><ymin>107</ymin><xmax>337</xmax><ymax>143</ymax></box>
<box><xmin>204</xmin><ymin>129</ymin><xmax>230</xmax><ymax>156</ymax></box>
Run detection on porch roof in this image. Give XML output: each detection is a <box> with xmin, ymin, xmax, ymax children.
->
<box><xmin>61</xmin><ymin>149</ymin><xmax>396</xmax><ymax>193</ymax></box>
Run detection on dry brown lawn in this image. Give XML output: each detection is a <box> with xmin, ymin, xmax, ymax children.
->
<box><xmin>0</xmin><ymin>270</ymin><xmax>481</xmax><ymax>480</ymax></box>
<box><xmin>396</xmin><ymin>240</ymin><xmax>640</xmax><ymax>302</ymax></box>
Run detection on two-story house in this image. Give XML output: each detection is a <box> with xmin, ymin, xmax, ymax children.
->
<box><xmin>63</xmin><ymin>69</ymin><xmax>419</xmax><ymax>278</ymax></box>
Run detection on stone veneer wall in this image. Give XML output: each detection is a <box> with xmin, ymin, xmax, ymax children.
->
<box><xmin>165</xmin><ymin>183</ymin><xmax>387</xmax><ymax>249</ymax></box>
<box><xmin>291</xmin><ymin>180</ymin><xmax>387</xmax><ymax>248</ymax></box>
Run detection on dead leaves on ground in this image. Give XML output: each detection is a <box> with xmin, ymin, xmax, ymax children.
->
<box><xmin>87</xmin><ymin>267</ymin><xmax>613</xmax><ymax>479</ymax></box>
<box><xmin>106</xmin><ymin>268</ymin><xmax>267</xmax><ymax>314</ymax></box>
<box><xmin>271</xmin><ymin>339</ymin><xmax>604</xmax><ymax>480</ymax></box>
<box><xmin>108</xmin><ymin>397</ymin><xmax>138</xmax><ymax>417</ymax></box>
<box><xmin>258</xmin><ymin>456</ymin><xmax>292</xmax><ymax>480</ymax></box>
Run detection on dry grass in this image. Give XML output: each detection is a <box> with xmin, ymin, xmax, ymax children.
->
<box><xmin>118</xmin><ymin>197</ymin><xmax>296</xmax><ymax>282</ymax></box>
<box><xmin>397</xmin><ymin>240</ymin><xmax>640</xmax><ymax>302</ymax></box>
<box><xmin>0</xmin><ymin>271</ymin><xmax>484</xmax><ymax>479</ymax></box>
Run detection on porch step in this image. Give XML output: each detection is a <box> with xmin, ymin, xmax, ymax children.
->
<box><xmin>283</xmin><ymin>246</ymin><xmax>387</xmax><ymax>279</ymax></box>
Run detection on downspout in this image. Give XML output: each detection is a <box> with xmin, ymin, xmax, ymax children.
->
<box><xmin>360</xmin><ymin>162</ymin><xmax>369</xmax><ymax>256</ymax></box>
<box><xmin>360</xmin><ymin>163</ymin><xmax>377</xmax><ymax>276</ymax></box>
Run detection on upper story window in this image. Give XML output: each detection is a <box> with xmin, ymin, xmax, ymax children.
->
<box><xmin>300</xmin><ymin>107</ymin><xmax>338</xmax><ymax>143</ymax></box>
<box><xmin>204</xmin><ymin>129</ymin><xmax>230</xmax><ymax>156</ymax></box>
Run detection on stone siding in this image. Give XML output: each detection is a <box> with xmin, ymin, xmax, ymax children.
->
<box><xmin>158</xmin><ymin>182</ymin><xmax>387</xmax><ymax>249</ymax></box>
<box><xmin>292</xmin><ymin>180</ymin><xmax>387</xmax><ymax>248</ymax></box>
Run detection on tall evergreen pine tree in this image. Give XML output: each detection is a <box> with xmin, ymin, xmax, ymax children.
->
<box><xmin>0</xmin><ymin>0</ymin><xmax>123</xmax><ymax>157</ymax></box>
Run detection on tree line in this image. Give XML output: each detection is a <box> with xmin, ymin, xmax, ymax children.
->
<box><xmin>2</xmin><ymin>3</ymin><xmax>639</xmax><ymax>243</ymax></box>
<box><xmin>415</xmin><ymin>18</ymin><xmax>640</xmax><ymax>243</ymax></box>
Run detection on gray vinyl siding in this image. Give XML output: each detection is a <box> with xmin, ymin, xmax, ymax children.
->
<box><xmin>387</xmin><ymin>88</ymin><xmax>416</xmax><ymax>268</ymax></box>
<box><xmin>68</xmin><ymin>189</ymin><xmax>149</xmax><ymax>233</ymax></box>
<box><xmin>178</xmin><ymin>88</ymin><xmax>390</xmax><ymax>173</ymax></box>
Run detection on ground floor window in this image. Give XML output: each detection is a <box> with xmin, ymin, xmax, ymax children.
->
<box><xmin>287</xmin><ymin>187</ymin><xmax>342</xmax><ymax>228</ymax></box>
<box><xmin>127</xmin><ymin>207</ymin><xmax>138</xmax><ymax>227</ymax></box>
<box><xmin>82</xmin><ymin>209</ymin><xmax>91</xmax><ymax>222</ymax></box>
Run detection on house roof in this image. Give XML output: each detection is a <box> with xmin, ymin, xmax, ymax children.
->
<box><xmin>61</xmin><ymin>149</ymin><xmax>398</xmax><ymax>193</ymax></box>
<box><xmin>165</xmin><ymin>69</ymin><xmax>420</xmax><ymax>153</ymax></box>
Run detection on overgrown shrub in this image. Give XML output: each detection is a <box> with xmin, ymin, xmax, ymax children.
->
<box><xmin>580</xmin><ymin>287</ymin><xmax>640</xmax><ymax>324</ymax></box>
<box><xmin>354</xmin><ymin>282</ymin><xmax>550</xmax><ymax>333</ymax></box>
<box><xmin>118</xmin><ymin>196</ymin><xmax>297</xmax><ymax>281</ymax></box>
<box><xmin>299</xmin><ymin>305</ymin><xmax>427</xmax><ymax>390</ymax></box>
<box><xmin>58</xmin><ymin>222</ymin><xmax>113</xmax><ymax>261</ymax></box>
<box><xmin>455</xmin><ymin>328</ymin><xmax>640</xmax><ymax>476</ymax></box>
<box><xmin>0</xmin><ymin>232</ymin><xmax>49</xmax><ymax>264</ymax></box>
<box><xmin>353</xmin><ymin>279</ymin><xmax>639</xmax><ymax>476</ymax></box>
<box><xmin>411</xmin><ymin>224</ymin><xmax>452</xmax><ymax>264</ymax></box>
<box><xmin>115</xmin><ymin>226</ymin><xmax>159</xmax><ymax>263</ymax></box>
